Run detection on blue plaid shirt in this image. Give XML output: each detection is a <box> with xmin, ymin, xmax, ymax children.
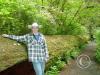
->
<box><xmin>7</xmin><ymin>33</ymin><xmax>49</xmax><ymax>62</ymax></box>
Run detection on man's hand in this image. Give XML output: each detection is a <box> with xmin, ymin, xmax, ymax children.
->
<box><xmin>2</xmin><ymin>34</ymin><xmax>9</xmax><ymax>38</ymax></box>
<box><xmin>45</xmin><ymin>57</ymin><xmax>49</xmax><ymax>63</ymax></box>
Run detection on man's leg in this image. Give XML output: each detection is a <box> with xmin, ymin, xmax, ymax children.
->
<box><xmin>32</xmin><ymin>61</ymin><xmax>42</xmax><ymax>75</ymax></box>
<box><xmin>40</xmin><ymin>61</ymin><xmax>45</xmax><ymax>75</ymax></box>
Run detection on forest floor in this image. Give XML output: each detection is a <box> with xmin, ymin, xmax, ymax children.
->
<box><xmin>59</xmin><ymin>41</ymin><xmax>100</xmax><ymax>75</ymax></box>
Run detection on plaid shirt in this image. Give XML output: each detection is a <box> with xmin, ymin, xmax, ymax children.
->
<box><xmin>7</xmin><ymin>33</ymin><xmax>49</xmax><ymax>62</ymax></box>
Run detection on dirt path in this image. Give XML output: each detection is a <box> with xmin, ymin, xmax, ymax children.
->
<box><xmin>59</xmin><ymin>41</ymin><xmax>100</xmax><ymax>75</ymax></box>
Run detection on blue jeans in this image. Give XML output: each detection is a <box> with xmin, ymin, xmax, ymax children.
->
<box><xmin>32</xmin><ymin>60</ymin><xmax>45</xmax><ymax>75</ymax></box>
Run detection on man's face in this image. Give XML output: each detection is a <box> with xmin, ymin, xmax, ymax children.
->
<box><xmin>31</xmin><ymin>26</ymin><xmax>39</xmax><ymax>33</ymax></box>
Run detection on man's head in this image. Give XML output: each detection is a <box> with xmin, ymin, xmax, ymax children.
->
<box><xmin>28</xmin><ymin>22</ymin><xmax>41</xmax><ymax>33</ymax></box>
<box><xmin>31</xmin><ymin>23</ymin><xmax>39</xmax><ymax>33</ymax></box>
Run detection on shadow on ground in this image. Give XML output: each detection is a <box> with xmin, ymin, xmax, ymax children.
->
<box><xmin>0</xmin><ymin>59</ymin><xmax>36</xmax><ymax>75</ymax></box>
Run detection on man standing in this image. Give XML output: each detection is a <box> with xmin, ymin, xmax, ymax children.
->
<box><xmin>2</xmin><ymin>22</ymin><xmax>49</xmax><ymax>75</ymax></box>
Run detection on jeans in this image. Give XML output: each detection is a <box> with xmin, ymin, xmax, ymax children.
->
<box><xmin>32</xmin><ymin>60</ymin><xmax>45</xmax><ymax>75</ymax></box>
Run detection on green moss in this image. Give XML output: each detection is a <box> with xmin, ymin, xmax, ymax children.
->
<box><xmin>0</xmin><ymin>36</ymin><xmax>27</xmax><ymax>71</ymax></box>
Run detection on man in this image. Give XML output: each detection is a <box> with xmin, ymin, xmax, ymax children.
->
<box><xmin>2</xmin><ymin>22</ymin><xmax>49</xmax><ymax>75</ymax></box>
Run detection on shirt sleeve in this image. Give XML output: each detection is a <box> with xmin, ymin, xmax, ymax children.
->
<box><xmin>42</xmin><ymin>35</ymin><xmax>49</xmax><ymax>58</ymax></box>
<box><xmin>7</xmin><ymin>34</ymin><xmax>28</xmax><ymax>42</ymax></box>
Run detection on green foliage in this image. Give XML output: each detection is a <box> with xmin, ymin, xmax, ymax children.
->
<box><xmin>45</xmin><ymin>47</ymin><xmax>80</xmax><ymax>75</ymax></box>
<box><xmin>1</xmin><ymin>0</ymin><xmax>99</xmax><ymax>35</ymax></box>
<box><xmin>45</xmin><ymin>35</ymin><xmax>88</xmax><ymax>72</ymax></box>
<box><xmin>95</xmin><ymin>30</ymin><xmax>100</xmax><ymax>62</ymax></box>
<box><xmin>61</xmin><ymin>48</ymin><xmax>80</xmax><ymax>63</ymax></box>
<box><xmin>77</xmin><ymin>35</ymin><xmax>89</xmax><ymax>49</ymax></box>
<box><xmin>95</xmin><ymin>48</ymin><xmax>100</xmax><ymax>62</ymax></box>
<box><xmin>46</xmin><ymin>66</ymin><xmax>59</xmax><ymax>75</ymax></box>
<box><xmin>55</xmin><ymin>59</ymin><xmax>66</xmax><ymax>70</ymax></box>
<box><xmin>45</xmin><ymin>58</ymin><xmax>66</xmax><ymax>75</ymax></box>
<box><xmin>0</xmin><ymin>0</ymin><xmax>38</xmax><ymax>34</ymax></box>
<box><xmin>95</xmin><ymin>30</ymin><xmax>100</xmax><ymax>45</ymax></box>
<box><xmin>70</xmin><ymin>48</ymin><xmax>80</xmax><ymax>58</ymax></box>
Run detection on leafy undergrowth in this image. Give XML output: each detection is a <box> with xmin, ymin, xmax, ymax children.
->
<box><xmin>0</xmin><ymin>35</ymin><xmax>88</xmax><ymax>73</ymax></box>
<box><xmin>95</xmin><ymin>30</ymin><xmax>100</xmax><ymax>62</ymax></box>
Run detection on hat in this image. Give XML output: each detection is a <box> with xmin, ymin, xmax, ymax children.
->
<box><xmin>28</xmin><ymin>22</ymin><xmax>42</xmax><ymax>29</ymax></box>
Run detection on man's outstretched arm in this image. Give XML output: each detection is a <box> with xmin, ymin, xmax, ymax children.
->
<box><xmin>2</xmin><ymin>34</ymin><xmax>27</xmax><ymax>42</ymax></box>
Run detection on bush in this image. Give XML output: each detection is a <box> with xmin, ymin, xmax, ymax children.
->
<box><xmin>77</xmin><ymin>35</ymin><xmax>89</xmax><ymax>49</ymax></box>
<box><xmin>45</xmin><ymin>66</ymin><xmax>59</xmax><ymax>75</ymax></box>
<box><xmin>45</xmin><ymin>35</ymin><xmax>87</xmax><ymax>73</ymax></box>
<box><xmin>0</xmin><ymin>0</ymin><xmax>87</xmax><ymax>35</ymax></box>
<box><xmin>95</xmin><ymin>30</ymin><xmax>100</xmax><ymax>62</ymax></box>
<box><xmin>95</xmin><ymin>48</ymin><xmax>100</xmax><ymax>62</ymax></box>
<box><xmin>0</xmin><ymin>0</ymin><xmax>37</xmax><ymax>35</ymax></box>
<box><xmin>45</xmin><ymin>57</ymin><xmax>66</xmax><ymax>75</ymax></box>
